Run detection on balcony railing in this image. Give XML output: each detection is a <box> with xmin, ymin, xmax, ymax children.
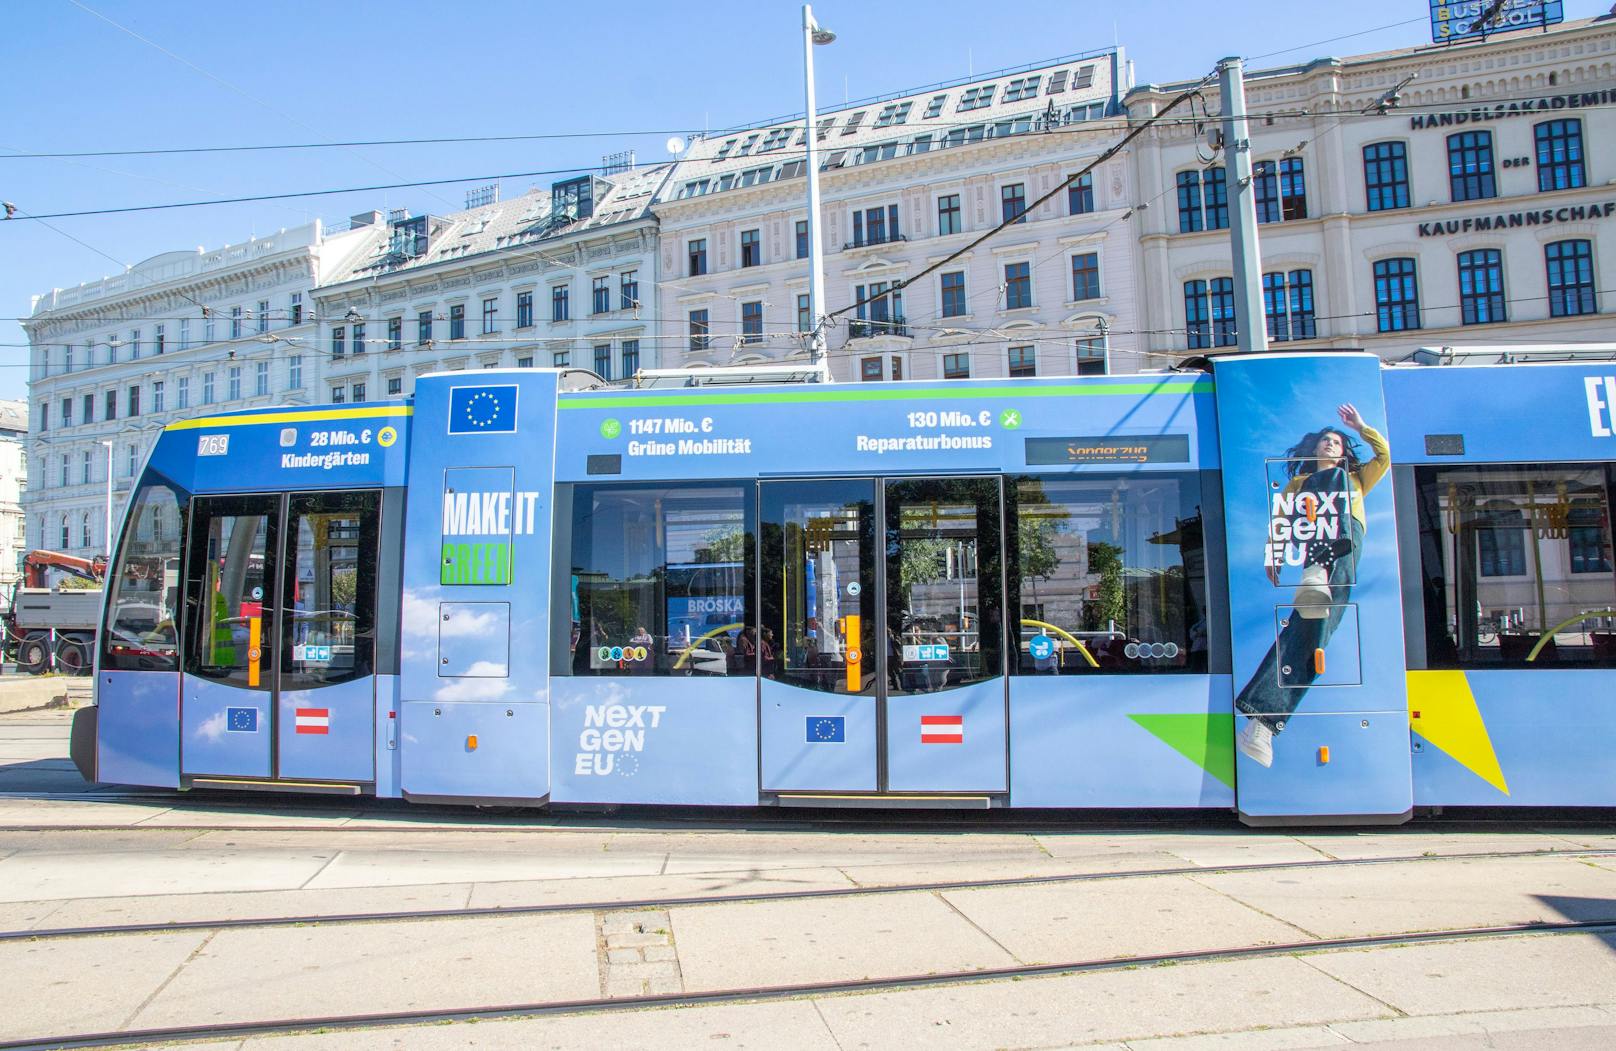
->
<box><xmin>842</xmin><ymin>233</ymin><xmax>910</xmax><ymax>251</ymax></box>
<box><xmin>848</xmin><ymin>317</ymin><xmax>909</xmax><ymax>340</ymax></box>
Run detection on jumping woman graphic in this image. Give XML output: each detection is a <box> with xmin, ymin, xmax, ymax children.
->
<box><xmin>1235</xmin><ymin>403</ymin><xmax>1390</xmax><ymax>767</ymax></box>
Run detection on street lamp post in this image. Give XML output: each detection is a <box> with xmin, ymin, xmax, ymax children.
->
<box><xmin>802</xmin><ymin>4</ymin><xmax>835</xmax><ymax>382</ymax></box>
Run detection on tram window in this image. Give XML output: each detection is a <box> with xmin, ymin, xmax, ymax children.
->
<box><xmin>1006</xmin><ymin>474</ymin><xmax>1208</xmax><ymax>674</ymax></box>
<box><xmin>563</xmin><ymin>483</ymin><xmax>755</xmax><ymax>677</ymax></box>
<box><xmin>1416</xmin><ymin>463</ymin><xmax>1616</xmax><ymax>667</ymax></box>
<box><xmin>101</xmin><ymin>477</ymin><xmax>186</xmax><ymax>671</ymax></box>
<box><xmin>280</xmin><ymin>492</ymin><xmax>379</xmax><ymax>689</ymax></box>
<box><xmin>183</xmin><ymin>496</ymin><xmax>278</xmax><ymax>691</ymax></box>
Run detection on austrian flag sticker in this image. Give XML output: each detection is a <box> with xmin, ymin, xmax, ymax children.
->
<box><xmin>920</xmin><ymin>714</ymin><xmax>963</xmax><ymax>744</ymax></box>
<box><xmin>294</xmin><ymin>708</ymin><xmax>330</xmax><ymax>735</ymax></box>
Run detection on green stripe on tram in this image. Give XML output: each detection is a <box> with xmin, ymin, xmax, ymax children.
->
<box><xmin>559</xmin><ymin>379</ymin><xmax>1214</xmax><ymax>410</ymax></box>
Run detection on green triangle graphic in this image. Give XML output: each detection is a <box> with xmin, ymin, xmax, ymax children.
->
<box><xmin>1128</xmin><ymin>713</ymin><xmax>1236</xmax><ymax>790</ymax></box>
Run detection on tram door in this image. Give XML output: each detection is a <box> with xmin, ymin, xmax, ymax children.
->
<box><xmin>179</xmin><ymin>491</ymin><xmax>381</xmax><ymax>784</ymax></box>
<box><xmin>759</xmin><ymin>477</ymin><xmax>1008</xmax><ymax>795</ymax></box>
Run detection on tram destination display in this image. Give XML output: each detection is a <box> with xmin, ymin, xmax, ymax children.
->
<box><xmin>1024</xmin><ymin>433</ymin><xmax>1190</xmax><ymax>465</ymax></box>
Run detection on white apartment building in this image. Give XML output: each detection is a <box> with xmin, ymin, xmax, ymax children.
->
<box><xmin>0</xmin><ymin>401</ymin><xmax>28</xmax><ymax>603</ymax></box>
<box><xmin>312</xmin><ymin>165</ymin><xmax>670</xmax><ymax>399</ymax></box>
<box><xmin>1126</xmin><ymin>14</ymin><xmax>1616</xmax><ymax>360</ymax></box>
<box><xmin>23</xmin><ymin>221</ymin><xmax>373</xmax><ymax>556</ymax></box>
<box><xmin>652</xmin><ymin>49</ymin><xmax>1145</xmax><ymax>382</ymax></box>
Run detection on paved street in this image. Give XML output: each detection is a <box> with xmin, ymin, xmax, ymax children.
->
<box><xmin>3</xmin><ymin>703</ymin><xmax>1616</xmax><ymax>1049</ymax></box>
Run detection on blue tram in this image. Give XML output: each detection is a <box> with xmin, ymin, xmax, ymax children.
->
<box><xmin>73</xmin><ymin>350</ymin><xmax>1616</xmax><ymax>824</ymax></box>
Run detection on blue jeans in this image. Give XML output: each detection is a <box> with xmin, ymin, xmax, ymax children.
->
<box><xmin>1235</xmin><ymin>518</ymin><xmax>1363</xmax><ymax>732</ymax></box>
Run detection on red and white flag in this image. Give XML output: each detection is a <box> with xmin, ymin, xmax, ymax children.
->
<box><xmin>294</xmin><ymin>708</ymin><xmax>330</xmax><ymax>735</ymax></box>
<box><xmin>920</xmin><ymin>714</ymin><xmax>963</xmax><ymax>744</ymax></box>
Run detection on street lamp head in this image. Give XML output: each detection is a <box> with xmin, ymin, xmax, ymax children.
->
<box><xmin>344</xmin><ymin>308</ymin><xmax>364</xmax><ymax>323</ymax></box>
<box><xmin>811</xmin><ymin>24</ymin><xmax>836</xmax><ymax>45</ymax></box>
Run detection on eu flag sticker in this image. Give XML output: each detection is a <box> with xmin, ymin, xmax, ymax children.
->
<box><xmin>447</xmin><ymin>385</ymin><xmax>519</xmax><ymax>434</ymax></box>
<box><xmin>807</xmin><ymin>716</ymin><xmax>845</xmax><ymax>743</ymax></box>
<box><xmin>226</xmin><ymin>707</ymin><xmax>258</xmax><ymax>733</ymax></box>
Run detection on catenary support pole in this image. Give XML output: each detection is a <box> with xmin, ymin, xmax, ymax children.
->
<box><xmin>1219</xmin><ymin>56</ymin><xmax>1267</xmax><ymax>353</ymax></box>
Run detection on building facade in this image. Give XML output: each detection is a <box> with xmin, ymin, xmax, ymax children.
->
<box><xmin>312</xmin><ymin>165</ymin><xmax>671</xmax><ymax>402</ymax></box>
<box><xmin>22</xmin><ymin>222</ymin><xmax>373</xmax><ymax>556</ymax></box>
<box><xmin>652</xmin><ymin>49</ymin><xmax>1146</xmax><ymax>382</ymax></box>
<box><xmin>0</xmin><ymin>401</ymin><xmax>27</xmax><ymax>603</ymax></box>
<box><xmin>1126</xmin><ymin>14</ymin><xmax>1616</xmax><ymax>360</ymax></box>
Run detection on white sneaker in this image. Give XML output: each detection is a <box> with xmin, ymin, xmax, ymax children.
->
<box><xmin>1237</xmin><ymin>717</ymin><xmax>1274</xmax><ymax>768</ymax></box>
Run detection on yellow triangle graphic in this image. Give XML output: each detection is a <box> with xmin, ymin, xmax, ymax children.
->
<box><xmin>1406</xmin><ymin>670</ymin><xmax>1509</xmax><ymax>796</ymax></box>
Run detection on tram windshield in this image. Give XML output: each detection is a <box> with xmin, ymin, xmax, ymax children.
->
<box><xmin>100</xmin><ymin>473</ymin><xmax>187</xmax><ymax>671</ymax></box>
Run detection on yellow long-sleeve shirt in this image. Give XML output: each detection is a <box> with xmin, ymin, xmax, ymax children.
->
<box><xmin>1280</xmin><ymin>424</ymin><xmax>1390</xmax><ymax>530</ymax></box>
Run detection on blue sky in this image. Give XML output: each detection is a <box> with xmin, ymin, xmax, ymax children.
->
<box><xmin>0</xmin><ymin>0</ymin><xmax>1600</xmax><ymax>401</ymax></box>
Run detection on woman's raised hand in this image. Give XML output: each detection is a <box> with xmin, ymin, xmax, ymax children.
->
<box><xmin>1337</xmin><ymin>403</ymin><xmax>1367</xmax><ymax>433</ymax></box>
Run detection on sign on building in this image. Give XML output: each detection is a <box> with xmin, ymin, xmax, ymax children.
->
<box><xmin>1430</xmin><ymin>1</ymin><xmax>1563</xmax><ymax>43</ymax></box>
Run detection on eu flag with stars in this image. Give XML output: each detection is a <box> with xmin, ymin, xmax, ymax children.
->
<box><xmin>448</xmin><ymin>385</ymin><xmax>519</xmax><ymax>434</ymax></box>
<box><xmin>806</xmin><ymin>716</ymin><xmax>845</xmax><ymax>743</ymax></box>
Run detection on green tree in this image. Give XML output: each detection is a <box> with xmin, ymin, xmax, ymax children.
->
<box><xmin>1083</xmin><ymin>541</ymin><xmax>1127</xmax><ymax>633</ymax></box>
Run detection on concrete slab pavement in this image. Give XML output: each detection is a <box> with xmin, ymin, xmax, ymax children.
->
<box><xmin>0</xmin><ymin>846</ymin><xmax>338</xmax><ymax>903</ymax></box>
<box><xmin>0</xmin><ymin>929</ymin><xmax>209</xmax><ymax>1043</ymax></box>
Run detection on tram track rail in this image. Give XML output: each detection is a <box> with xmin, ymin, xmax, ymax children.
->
<box><xmin>5</xmin><ymin>918</ymin><xmax>1615</xmax><ymax>1051</ymax></box>
<box><xmin>6</xmin><ymin>845</ymin><xmax>1615</xmax><ymax>945</ymax></box>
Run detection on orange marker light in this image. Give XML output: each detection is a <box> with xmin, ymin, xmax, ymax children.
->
<box><xmin>1313</xmin><ymin>648</ymin><xmax>1326</xmax><ymax>675</ymax></box>
<box><xmin>1318</xmin><ymin>746</ymin><xmax>1330</xmax><ymax>764</ymax></box>
<box><xmin>467</xmin><ymin>735</ymin><xmax>478</xmax><ymax>751</ymax></box>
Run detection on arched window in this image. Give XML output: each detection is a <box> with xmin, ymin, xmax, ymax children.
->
<box><xmin>81</xmin><ymin>512</ymin><xmax>92</xmax><ymax>549</ymax></box>
<box><xmin>59</xmin><ymin>514</ymin><xmax>70</xmax><ymax>550</ymax></box>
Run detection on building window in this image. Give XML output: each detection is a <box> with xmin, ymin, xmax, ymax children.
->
<box><xmin>205</xmin><ymin>313</ymin><xmax>215</xmax><ymax>344</ymax></box>
<box><xmin>1008</xmin><ymin>345</ymin><xmax>1036</xmax><ymax>377</ymax></box>
<box><xmin>1176</xmin><ymin>168</ymin><xmax>1228</xmax><ymax>232</ymax></box>
<box><xmin>59</xmin><ymin>456</ymin><xmax>68</xmax><ymax>488</ymax></box>
<box><xmin>153</xmin><ymin>323</ymin><xmax>164</xmax><ymax>355</ymax></box>
<box><xmin>796</xmin><ymin>220</ymin><xmax>809</xmax><ymax>259</ymax></box>
<box><xmin>482</xmin><ymin>297</ymin><xmax>498</xmax><ymax>334</ymax></box>
<box><xmin>1546</xmin><ymin>239</ymin><xmax>1596</xmax><ymax>317</ymax></box>
<box><xmin>105</xmin><ymin>389</ymin><xmax>117</xmax><ymax>421</ymax></box>
<box><xmin>552</xmin><ymin>286</ymin><xmax>569</xmax><ymax>322</ymax></box>
<box><xmin>620</xmin><ymin>271</ymin><xmax>639</xmax><ymax>311</ymax></box>
<box><xmin>689</xmin><ymin>309</ymin><xmax>710</xmax><ymax>352</ymax></box>
<box><xmin>1373</xmin><ymin>258</ymin><xmax>1421</xmax><ymax>332</ymax></box>
<box><xmin>127</xmin><ymin>385</ymin><xmax>140</xmax><ymax>416</ymax></box>
<box><xmin>861</xmin><ymin>356</ymin><xmax>883</xmax><ymax>382</ymax></box>
<box><xmin>942</xmin><ymin>352</ymin><xmax>970</xmax><ymax>379</ymax></box>
<box><xmin>81</xmin><ymin>513</ymin><xmax>92</xmax><ymax>549</ymax></box>
<box><xmin>1254</xmin><ymin>157</ymin><xmax>1307</xmax><ymax>222</ymax></box>
<box><xmin>387</xmin><ymin>316</ymin><xmax>402</xmax><ymax>350</ymax></box>
<box><xmin>1536</xmin><ymin>119</ymin><xmax>1586</xmax><ymax>192</ymax></box>
<box><xmin>418</xmin><ymin>310</ymin><xmax>433</xmax><ymax>344</ymax></box>
<box><xmin>352</xmin><ymin>323</ymin><xmax>366</xmax><ymax>355</ymax></box>
<box><xmin>387</xmin><ymin>376</ymin><xmax>404</xmax><ymax>395</ymax></box>
<box><xmin>352</xmin><ymin>382</ymin><xmax>366</xmax><ymax>403</ymax></box>
<box><xmin>287</xmin><ymin>356</ymin><xmax>302</xmax><ymax>390</ymax></box>
<box><xmin>1569</xmin><ymin>504</ymin><xmax>1613</xmax><ymax>574</ymax></box>
<box><xmin>516</xmin><ymin>291</ymin><xmax>533</xmax><ymax>329</ymax></box>
<box><xmin>82</xmin><ymin>449</ymin><xmax>92</xmax><ymax>485</ymax></box>
<box><xmin>741</xmin><ymin>301</ymin><xmax>763</xmax><ymax>343</ymax></box>
<box><xmin>257</xmin><ymin>300</ymin><xmax>269</xmax><ymax>334</ymax></box>
<box><xmin>938</xmin><ymin>194</ymin><xmax>961</xmax><ymax>235</ymax></box>
<box><xmin>740</xmin><ymin>229</ymin><xmax>761</xmax><ymax>268</ymax></box>
<box><xmin>1001</xmin><ymin>183</ymin><xmax>1027</xmax><ymax>224</ymax></box>
<box><xmin>592</xmin><ymin>276</ymin><xmax>611</xmax><ymax>314</ymax></box>
<box><xmin>228</xmin><ymin>366</ymin><xmax>242</xmax><ymax>401</ymax></box>
<box><xmin>129</xmin><ymin>330</ymin><xmax>141</xmax><ymax>360</ymax></box>
<box><xmin>553</xmin><ymin>351</ymin><xmax>570</xmax><ymax>368</ymax></box>
<box><xmin>126</xmin><ymin>444</ymin><xmax>137</xmax><ymax>478</ymax></box>
<box><xmin>1448</xmin><ymin>131</ymin><xmax>1496</xmax><ymax>202</ymax></box>
<box><xmin>1004</xmin><ymin>262</ymin><xmax>1032</xmax><ymax>310</ymax></box>
<box><xmin>1478</xmin><ymin>504</ymin><xmax>1527</xmax><ymax>577</ymax></box>
<box><xmin>330</xmin><ymin>386</ymin><xmax>345</xmax><ymax>404</ymax></box>
<box><xmin>1263</xmin><ymin>269</ymin><xmax>1316</xmax><ymax>342</ymax></box>
<box><xmin>59</xmin><ymin>398</ymin><xmax>69</xmax><ymax>426</ymax></box>
<box><xmin>255</xmin><ymin>361</ymin><xmax>269</xmax><ymax>396</ymax></box>
<box><xmin>82</xmin><ymin>393</ymin><xmax>93</xmax><ymax>423</ymax></box>
<box><xmin>1070</xmin><ymin>253</ymin><xmax>1101</xmax><ymax>301</ymax></box>
<box><xmin>332</xmin><ymin>326</ymin><xmax>345</xmax><ymax>357</ymax></box>
<box><xmin>177</xmin><ymin>376</ymin><xmax>189</xmax><ymax>409</ymax></box>
<box><xmin>179</xmin><ymin>318</ymin><xmax>190</xmax><ymax>350</ymax></box>
<box><xmin>853</xmin><ymin>283</ymin><xmax>903</xmax><ymax>337</ymax></box>
<box><xmin>1068</xmin><ymin>172</ymin><xmax>1094</xmax><ymax>215</ymax></box>
<box><xmin>940</xmin><ymin>272</ymin><xmax>966</xmax><ymax>318</ymax></box>
<box><xmin>449</xmin><ymin>304</ymin><xmax>465</xmax><ymax>339</ymax></box>
<box><xmin>290</xmin><ymin>292</ymin><xmax>303</xmax><ymax>325</ymax></box>
<box><xmin>1075</xmin><ymin>338</ymin><xmax>1107</xmax><ymax>375</ymax></box>
<box><xmin>688</xmin><ymin>239</ymin><xmax>707</xmax><ymax>276</ymax></box>
<box><xmin>1185</xmin><ymin>278</ymin><xmax>1237</xmax><ymax>349</ymax></box>
<box><xmin>797</xmin><ymin>294</ymin><xmax>811</xmax><ymax>333</ymax></box>
<box><xmin>594</xmin><ymin>343</ymin><xmax>612</xmax><ymax>379</ymax></box>
<box><xmin>1363</xmin><ymin>141</ymin><xmax>1410</xmax><ymax>212</ymax></box>
<box><xmin>1458</xmin><ymin>249</ymin><xmax>1506</xmax><ymax>325</ymax></box>
<box><xmin>852</xmin><ymin>205</ymin><xmax>900</xmax><ymax>247</ymax></box>
<box><xmin>202</xmin><ymin>372</ymin><xmax>215</xmax><ymax>405</ymax></box>
<box><xmin>230</xmin><ymin>306</ymin><xmax>242</xmax><ymax>340</ymax></box>
<box><xmin>621</xmin><ymin>340</ymin><xmax>640</xmax><ymax>376</ymax></box>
